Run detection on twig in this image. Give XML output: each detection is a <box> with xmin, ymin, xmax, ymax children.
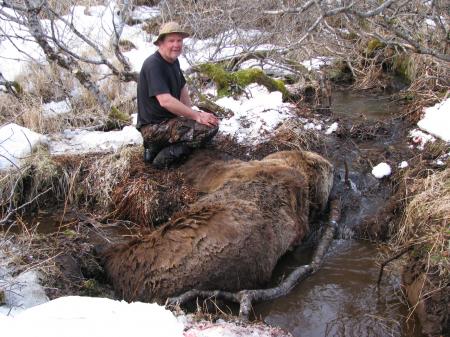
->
<box><xmin>0</xmin><ymin>187</ymin><xmax>52</xmax><ymax>225</ymax></box>
<box><xmin>377</xmin><ymin>245</ymin><xmax>414</xmax><ymax>286</ymax></box>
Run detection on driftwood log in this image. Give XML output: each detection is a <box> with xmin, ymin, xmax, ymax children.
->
<box><xmin>102</xmin><ymin>150</ymin><xmax>334</xmax><ymax>308</ymax></box>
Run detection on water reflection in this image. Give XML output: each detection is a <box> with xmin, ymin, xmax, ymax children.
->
<box><xmin>332</xmin><ymin>91</ymin><xmax>401</xmax><ymax>120</ymax></box>
<box><xmin>254</xmin><ymin>241</ymin><xmax>422</xmax><ymax>337</ymax></box>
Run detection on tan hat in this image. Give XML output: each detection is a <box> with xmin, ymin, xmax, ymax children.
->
<box><xmin>153</xmin><ymin>21</ymin><xmax>189</xmax><ymax>45</ymax></box>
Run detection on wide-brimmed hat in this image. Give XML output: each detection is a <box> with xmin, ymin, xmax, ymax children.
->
<box><xmin>153</xmin><ymin>21</ymin><xmax>189</xmax><ymax>46</ymax></box>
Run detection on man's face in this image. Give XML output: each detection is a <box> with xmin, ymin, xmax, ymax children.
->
<box><xmin>158</xmin><ymin>33</ymin><xmax>184</xmax><ymax>62</ymax></box>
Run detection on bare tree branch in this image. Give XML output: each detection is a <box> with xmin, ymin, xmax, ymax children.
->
<box><xmin>21</xmin><ymin>0</ymin><xmax>111</xmax><ymax>111</ymax></box>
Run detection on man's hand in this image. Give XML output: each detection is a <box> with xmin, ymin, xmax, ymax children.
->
<box><xmin>195</xmin><ymin>110</ymin><xmax>220</xmax><ymax>127</ymax></box>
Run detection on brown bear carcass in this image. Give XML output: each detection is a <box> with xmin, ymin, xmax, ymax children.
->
<box><xmin>102</xmin><ymin>150</ymin><xmax>333</xmax><ymax>303</ymax></box>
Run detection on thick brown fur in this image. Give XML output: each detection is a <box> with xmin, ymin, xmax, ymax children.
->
<box><xmin>102</xmin><ymin>150</ymin><xmax>333</xmax><ymax>303</ymax></box>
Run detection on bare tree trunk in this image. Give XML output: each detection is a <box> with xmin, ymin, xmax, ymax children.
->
<box><xmin>23</xmin><ymin>0</ymin><xmax>111</xmax><ymax>111</ymax></box>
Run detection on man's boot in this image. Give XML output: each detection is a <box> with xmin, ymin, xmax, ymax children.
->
<box><xmin>143</xmin><ymin>143</ymin><xmax>161</xmax><ymax>164</ymax></box>
<box><xmin>152</xmin><ymin>142</ymin><xmax>192</xmax><ymax>169</ymax></box>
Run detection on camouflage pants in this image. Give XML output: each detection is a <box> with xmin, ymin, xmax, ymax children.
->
<box><xmin>140</xmin><ymin>117</ymin><xmax>218</xmax><ymax>149</ymax></box>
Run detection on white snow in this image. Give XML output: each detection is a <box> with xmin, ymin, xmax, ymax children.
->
<box><xmin>42</xmin><ymin>99</ymin><xmax>72</xmax><ymax>117</ymax></box>
<box><xmin>425</xmin><ymin>18</ymin><xmax>436</xmax><ymax>27</ymax></box>
<box><xmin>48</xmin><ymin>125</ymin><xmax>142</xmax><ymax>154</ymax></box>
<box><xmin>0</xmin><ymin>269</ymin><xmax>49</xmax><ymax>317</ymax></box>
<box><xmin>182</xmin><ymin>29</ymin><xmax>279</xmax><ymax>71</ymax></box>
<box><xmin>325</xmin><ymin>122</ymin><xmax>338</xmax><ymax>134</ymax></box>
<box><xmin>0</xmin><ymin>295</ymin><xmax>292</xmax><ymax>337</ymax></box>
<box><xmin>1</xmin><ymin>296</ymin><xmax>184</xmax><ymax>337</ymax></box>
<box><xmin>301</xmin><ymin>57</ymin><xmax>332</xmax><ymax>71</ymax></box>
<box><xmin>409</xmin><ymin>128</ymin><xmax>436</xmax><ymax>150</ymax></box>
<box><xmin>371</xmin><ymin>162</ymin><xmax>392</xmax><ymax>179</ymax></box>
<box><xmin>304</xmin><ymin>122</ymin><xmax>322</xmax><ymax>130</ymax></box>
<box><xmin>0</xmin><ymin>123</ymin><xmax>48</xmax><ymax>170</ymax></box>
<box><xmin>398</xmin><ymin>161</ymin><xmax>408</xmax><ymax>169</ymax></box>
<box><xmin>417</xmin><ymin>97</ymin><xmax>450</xmax><ymax>142</ymax></box>
<box><xmin>131</xmin><ymin>6</ymin><xmax>160</xmax><ymax>21</ymax></box>
<box><xmin>215</xmin><ymin>84</ymin><xmax>294</xmax><ymax>144</ymax></box>
<box><xmin>238</xmin><ymin>58</ymin><xmax>296</xmax><ymax>77</ymax></box>
<box><xmin>0</xmin><ymin>8</ymin><xmax>45</xmax><ymax>80</ymax></box>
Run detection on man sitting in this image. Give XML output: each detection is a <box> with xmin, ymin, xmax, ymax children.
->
<box><xmin>136</xmin><ymin>21</ymin><xmax>219</xmax><ymax>168</ymax></box>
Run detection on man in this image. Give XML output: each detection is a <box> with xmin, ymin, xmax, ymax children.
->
<box><xmin>137</xmin><ymin>21</ymin><xmax>219</xmax><ymax>168</ymax></box>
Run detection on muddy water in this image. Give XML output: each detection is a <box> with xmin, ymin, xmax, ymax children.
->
<box><xmin>331</xmin><ymin>91</ymin><xmax>402</xmax><ymax>120</ymax></box>
<box><xmin>254</xmin><ymin>241</ymin><xmax>421</xmax><ymax>337</ymax></box>
<box><xmin>254</xmin><ymin>90</ymin><xmax>422</xmax><ymax>336</ymax></box>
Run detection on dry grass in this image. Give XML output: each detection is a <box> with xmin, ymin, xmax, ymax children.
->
<box><xmin>81</xmin><ymin>147</ymin><xmax>138</xmax><ymax>209</ymax></box>
<box><xmin>112</xmin><ymin>170</ymin><xmax>197</xmax><ymax>228</ymax></box>
<box><xmin>392</xmin><ymin>168</ymin><xmax>450</xmax><ymax>280</ymax></box>
<box><xmin>271</xmin><ymin>119</ymin><xmax>327</xmax><ymax>153</ymax></box>
<box><xmin>1</xmin><ymin>144</ymin><xmax>199</xmax><ymax>229</ymax></box>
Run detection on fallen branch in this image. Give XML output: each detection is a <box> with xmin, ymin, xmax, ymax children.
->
<box><xmin>377</xmin><ymin>245</ymin><xmax>413</xmax><ymax>286</ymax></box>
<box><xmin>166</xmin><ymin>197</ymin><xmax>341</xmax><ymax>319</ymax></box>
<box><xmin>0</xmin><ymin>187</ymin><xmax>52</xmax><ymax>225</ymax></box>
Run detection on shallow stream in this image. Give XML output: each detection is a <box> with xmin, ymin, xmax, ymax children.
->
<box><xmin>253</xmin><ymin>91</ymin><xmax>422</xmax><ymax>336</ymax></box>
<box><xmin>254</xmin><ymin>241</ymin><xmax>421</xmax><ymax>337</ymax></box>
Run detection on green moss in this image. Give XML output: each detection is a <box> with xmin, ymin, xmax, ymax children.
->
<box><xmin>11</xmin><ymin>81</ymin><xmax>23</xmax><ymax>95</ymax></box>
<box><xmin>107</xmin><ymin>106</ymin><xmax>130</xmax><ymax>130</ymax></box>
<box><xmin>81</xmin><ymin>279</ymin><xmax>103</xmax><ymax>297</ymax></box>
<box><xmin>109</xmin><ymin>106</ymin><xmax>130</xmax><ymax>123</ymax></box>
<box><xmin>63</xmin><ymin>229</ymin><xmax>77</xmax><ymax>238</ymax></box>
<box><xmin>346</xmin><ymin>32</ymin><xmax>358</xmax><ymax>41</ymax></box>
<box><xmin>198</xmin><ymin>63</ymin><xmax>289</xmax><ymax>100</ymax></box>
<box><xmin>366</xmin><ymin>38</ymin><xmax>385</xmax><ymax>56</ymax></box>
<box><xmin>404</xmin><ymin>91</ymin><xmax>415</xmax><ymax>101</ymax></box>
<box><xmin>393</xmin><ymin>54</ymin><xmax>415</xmax><ymax>83</ymax></box>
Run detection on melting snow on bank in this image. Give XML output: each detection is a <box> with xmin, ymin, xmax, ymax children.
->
<box><xmin>0</xmin><ymin>296</ymin><xmax>291</xmax><ymax>337</ymax></box>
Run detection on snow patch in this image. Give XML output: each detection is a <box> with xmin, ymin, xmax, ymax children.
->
<box><xmin>215</xmin><ymin>84</ymin><xmax>294</xmax><ymax>144</ymax></box>
<box><xmin>409</xmin><ymin>128</ymin><xmax>436</xmax><ymax>150</ymax></box>
<box><xmin>131</xmin><ymin>6</ymin><xmax>160</xmax><ymax>21</ymax></box>
<box><xmin>0</xmin><ymin>123</ymin><xmax>48</xmax><ymax>170</ymax></box>
<box><xmin>49</xmin><ymin>126</ymin><xmax>142</xmax><ymax>154</ymax></box>
<box><xmin>0</xmin><ymin>270</ymin><xmax>49</xmax><ymax>317</ymax></box>
<box><xmin>1</xmin><ymin>296</ymin><xmax>184</xmax><ymax>337</ymax></box>
<box><xmin>301</xmin><ymin>57</ymin><xmax>332</xmax><ymax>71</ymax></box>
<box><xmin>417</xmin><ymin>97</ymin><xmax>450</xmax><ymax>142</ymax></box>
<box><xmin>42</xmin><ymin>99</ymin><xmax>72</xmax><ymax>118</ymax></box>
<box><xmin>398</xmin><ymin>161</ymin><xmax>408</xmax><ymax>169</ymax></box>
<box><xmin>325</xmin><ymin>122</ymin><xmax>338</xmax><ymax>134</ymax></box>
<box><xmin>371</xmin><ymin>162</ymin><xmax>392</xmax><ymax>179</ymax></box>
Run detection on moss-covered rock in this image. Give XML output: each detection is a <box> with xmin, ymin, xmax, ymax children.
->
<box><xmin>326</xmin><ymin>60</ymin><xmax>354</xmax><ymax>83</ymax></box>
<box><xmin>197</xmin><ymin>63</ymin><xmax>290</xmax><ymax>100</ymax></box>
